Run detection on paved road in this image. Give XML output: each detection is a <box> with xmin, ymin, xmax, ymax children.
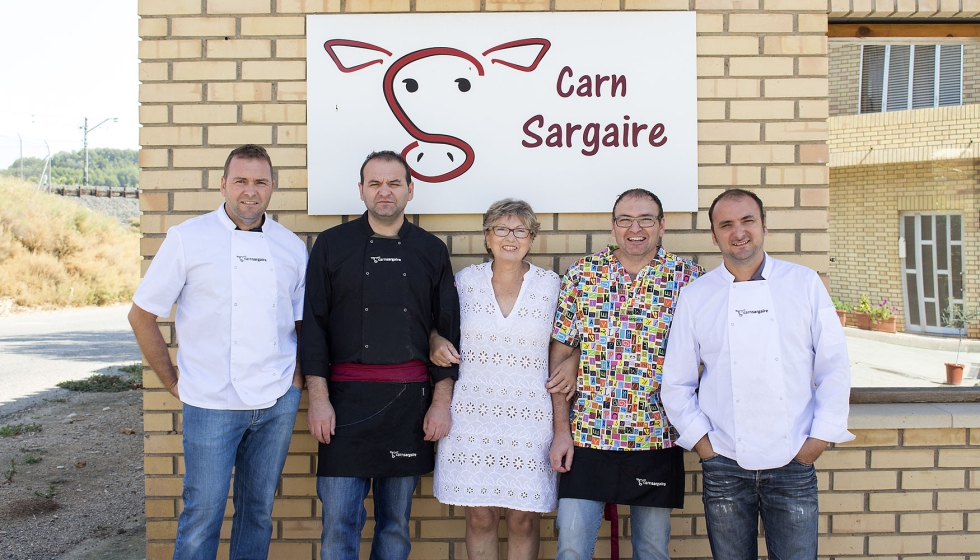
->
<box><xmin>0</xmin><ymin>304</ymin><xmax>140</xmax><ymax>415</ymax></box>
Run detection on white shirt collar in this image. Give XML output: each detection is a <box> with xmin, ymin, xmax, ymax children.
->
<box><xmin>718</xmin><ymin>252</ymin><xmax>771</xmax><ymax>283</ymax></box>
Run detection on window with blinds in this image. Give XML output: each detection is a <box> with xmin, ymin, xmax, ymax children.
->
<box><xmin>858</xmin><ymin>44</ymin><xmax>962</xmax><ymax>114</ymax></box>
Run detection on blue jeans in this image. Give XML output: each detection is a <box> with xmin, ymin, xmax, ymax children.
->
<box><xmin>701</xmin><ymin>455</ymin><xmax>819</xmax><ymax>560</ymax></box>
<box><xmin>317</xmin><ymin>475</ymin><xmax>419</xmax><ymax>560</ymax></box>
<box><xmin>173</xmin><ymin>386</ymin><xmax>301</xmax><ymax>560</ymax></box>
<box><xmin>555</xmin><ymin>498</ymin><xmax>671</xmax><ymax>560</ymax></box>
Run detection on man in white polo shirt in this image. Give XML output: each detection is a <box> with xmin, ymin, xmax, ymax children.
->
<box><xmin>128</xmin><ymin>144</ymin><xmax>308</xmax><ymax>560</ymax></box>
<box><xmin>661</xmin><ymin>188</ymin><xmax>853</xmax><ymax>560</ymax></box>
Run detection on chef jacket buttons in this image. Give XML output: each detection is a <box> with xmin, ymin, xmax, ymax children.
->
<box><xmin>730</xmin><ymin>322</ymin><xmax>734</xmax><ymax>326</ymax></box>
<box><xmin>364</xmin><ymin>344</ymin><xmax>369</xmax><ymax>348</ymax></box>
<box><xmin>370</xmin><ymin>240</ymin><xmax>374</xmax><ymax>243</ymax></box>
<box><xmin>403</xmin><ymin>308</ymin><xmax>408</xmax><ymax>312</ymax></box>
<box><xmin>403</xmin><ymin>273</ymin><xmax>407</xmax><ymax>276</ymax></box>
<box><xmin>365</xmin><ymin>272</ymin><xmax>370</xmax><ymax>276</ymax></box>
<box><xmin>364</xmin><ymin>307</ymin><xmax>369</xmax><ymax>311</ymax></box>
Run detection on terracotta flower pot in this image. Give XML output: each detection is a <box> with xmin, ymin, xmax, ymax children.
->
<box><xmin>836</xmin><ymin>310</ymin><xmax>847</xmax><ymax>327</ymax></box>
<box><xmin>854</xmin><ymin>312</ymin><xmax>871</xmax><ymax>330</ymax></box>
<box><xmin>945</xmin><ymin>363</ymin><xmax>964</xmax><ymax>385</ymax></box>
<box><xmin>870</xmin><ymin>317</ymin><xmax>897</xmax><ymax>333</ymax></box>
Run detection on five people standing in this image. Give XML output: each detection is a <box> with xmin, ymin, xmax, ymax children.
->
<box><xmin>130</xmin><ymin>144</ymin><xmax>851</xmax><ymax>559</ymax></box>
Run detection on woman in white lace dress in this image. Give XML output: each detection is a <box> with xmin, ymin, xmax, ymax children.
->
<box><xmin>430</xmin><ymin>199</ymin><xmax>572</xmax><ymax>560</ymax></box>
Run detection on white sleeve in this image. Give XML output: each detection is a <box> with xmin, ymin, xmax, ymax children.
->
<box><xmin>807</xmin><ymin>275</ymin><xmax>855</xmax><ymax>444</ymax></box>
<box><xmin>662</xmin><ymin>292</ymin><xmax>714</xmax><ymax>450</ymax></box>
<box><xmin>132</xmin><ymin>228</ymin><xmax>186</xmax><ymax>318</ymax></box>
<box><xmin>292</xmin><ymin>243</ymin><xmax>308</xmax><ymax>321</ymax></box>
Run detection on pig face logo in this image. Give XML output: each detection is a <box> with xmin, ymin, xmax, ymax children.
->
<box><xmin>324</xmin><ymin>38</ymin><xmax>550</xmax><ymax>183</ymax></box>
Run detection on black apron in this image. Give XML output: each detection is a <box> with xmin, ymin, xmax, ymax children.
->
<box><xmin>558</xmin><ymin>445</ymin><xmax>684</xmax><ymax>508</ymax></box>
<box><xmin>316</xmin><ymin>380</ymin><xmax>434</xmax><ymax>478</ymax></box>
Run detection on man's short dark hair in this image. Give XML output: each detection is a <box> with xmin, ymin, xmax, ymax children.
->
<box><xmin>223</xmin><ymin>144</ymin><xmax>274</xmax><ymax>178</ymax></box>
<box><xmin>359</xmin><ymin>150</ymin><xmax>413</xmax><ymax>185</ymax></box>
<box><xmin>708</xmin><ymin>188</ymin><xmax>766</xmax><ymax>229</ymax></box>
<box><xmin>612</xmin><ymin>188</ymin><xmax>664</xmax><ymax>219</ymax></box>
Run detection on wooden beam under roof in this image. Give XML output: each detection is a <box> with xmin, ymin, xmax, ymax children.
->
<box><xmin>829</xmin><ymin>22</ymin><xmax>980</xmax><ymax>38</ymax></box>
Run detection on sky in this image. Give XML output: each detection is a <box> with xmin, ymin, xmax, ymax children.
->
<box><xmin>0</xmin><ymin>0</ymin><xmax>138</xmax><ymax>169</ymax></box>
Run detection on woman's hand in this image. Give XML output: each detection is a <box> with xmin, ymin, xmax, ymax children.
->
<box><xmin>429</xmin><ymin>330</ymin><xmax>460</xmax><ymax>367</ymax></box>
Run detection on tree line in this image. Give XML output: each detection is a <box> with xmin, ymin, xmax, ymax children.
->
<box><xmin>3</xmin><ymin>148</ymin><xmax>138</xmax><ymax>188</ymax></box>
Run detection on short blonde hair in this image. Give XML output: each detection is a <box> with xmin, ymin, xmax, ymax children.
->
<box><xmin>482</xmin><ymin>199</ymin><xmax>540</xmax><ymax>255</ymax></box>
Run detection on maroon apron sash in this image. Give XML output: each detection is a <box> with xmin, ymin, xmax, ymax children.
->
<box><xmin>330</xmin><ymin>360</ymin><xmax>428</xmax><ymax>383</ymax></box>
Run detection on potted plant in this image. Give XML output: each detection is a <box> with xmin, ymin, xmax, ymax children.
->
<box><xmin>832</xmin><ymin>297</ymin><xmax>852</xmax><ymax>327</ymax></box>
<box><xmin>941</xmin><ymin>304</ymin><xmax>980</xmax><ymax>385</ymax></box>
<box><xmin>868</xmin><ymin>299</ymin><xmax>899</xmax><ymax>333</ymax></box>
<box><xmin>854</xmin><ymin>294</ymin><xmax>873</xmax><ymax>330</ymax></box>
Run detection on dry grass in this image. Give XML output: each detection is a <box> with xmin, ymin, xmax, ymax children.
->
<box><xmin>0</xmin><ymin>177</ymin><xmax>139</xmax><ymax>308</ymax></box>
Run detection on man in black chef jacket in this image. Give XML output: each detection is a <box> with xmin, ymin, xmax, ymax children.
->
<box><xmin>302</xmin><ymin>150</ymin><xmax>461</xmax><ymax>560</ymax></box>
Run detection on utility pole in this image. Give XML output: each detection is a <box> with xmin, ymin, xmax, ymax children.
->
<box><xmin>81</xmin><ymin>117</ymin><xmax>117</xmax><ymax>187</ymax></box>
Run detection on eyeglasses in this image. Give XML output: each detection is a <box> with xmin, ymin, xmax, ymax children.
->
<box><xmin>613</xmin><ymin>216</ymin><xmax>660</xmax><ymax>228</ymax></box>
<box><xmin>487</xmin><ymin>226</ymin><xmax>531</xmax><ymax>239</ymax></box>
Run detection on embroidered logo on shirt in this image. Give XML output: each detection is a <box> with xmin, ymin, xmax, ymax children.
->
<box><xmin>371</xmin><ymin>256</ymin><xmax>403</xmax><ymax>264</ymax></box>
<box><xmin>390</xmin><ymin>451</ymin><xmax>417</xmax><ymax>458</ymax></box>
<box><xmin>735</xmin><ymin>308</ymin><xmax>769</xmax><ymax>317</ymax></box>
<box><xmin>236</xmin><ymin>256</ymin><xmax>268</xmax><ymax>263</ymax></box>
<box><xmin>636</xmin><ymin>478</ymin><xmax>666</xmax><ymax>487</ymax></box>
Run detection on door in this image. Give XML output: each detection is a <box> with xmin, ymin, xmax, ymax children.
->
<box><xmin>901</xmin><ymin>213</ymin><xmax>964</xmax><ymax>334</ymax></box>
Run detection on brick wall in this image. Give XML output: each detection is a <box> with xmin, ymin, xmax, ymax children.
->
<box><xmin>829</xmin><ymin>43</ymin><xmax>860</xmax><ymax>116</ymax></box>
<box><xmin>964</xmin><ymin>44</ymin><xmax>980</xmax><ymax>106</ymax></box>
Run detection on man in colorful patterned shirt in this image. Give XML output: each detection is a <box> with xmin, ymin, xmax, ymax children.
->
<box><xmin>549</xmin><ymin>188</ymin><xmax>703</xmax><ymax>560</ymax></box>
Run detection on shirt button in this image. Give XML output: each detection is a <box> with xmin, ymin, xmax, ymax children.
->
<box><xmin>272</xmin><ymin>303</ymin><xmax>276</xmax><ymax>307</ymax></box>
<box><xmin>234</xmin><ymin>303</ymin><xmax>238</xmax><ymax>306</ymax></box>
<box><xmin>364</xmin><ymin>344</ymin><xmax>369</xmax><ymax>348</ymax></box>
<box><xmin>736</xmin><ymin>400</ymin><xmax>739</xmax><ymax>403</ymax></box>
<box><xmin>370</xmin><ymin>240</ymin><xmax>374</xmax><ymax>243</ymax></box>
<box><xmin>397</xmin><ymin>241</ymin><xmax>401</xmax><ymax>245</ymax></box>
<box><xmin>733</xmin><ymin>361</ymin><xmax>737</xmax><ymax>365</ymax></box>
<box><xmin>366</xmin><ymin>272</ymin><xmax>370</xmax><ymax>276</ymax></box>
<box><xmin>737</xmin><ymin>438</ymin><xmax>741</xmax><ymax>442</ymax></box>
<box><xmin>775</xmin><ymin>358</ymin><xmax>779</xmax><ymax>361</ymax></box>
<box><xmin>403</xmin><ymin>273</ymin><xmax>407</xmax><ymax>276</ymax></box>
<box><xmin>730</xmin><ymin>322</ymin><xmax>734</xmax><ymax>326</ymax></box>
<box><xmin>364</xmin><ymin>307</ymin><xmax>369</xmax><ymax>311</ymax></box>
<box><xmin>234</xmin><ymin>266</ymin><xmax>238</xmax><ymax>269</ymax></box>
<box><xmin>403</xmin><ymin>308</ymin><xmax>408</xmax><ymax>312</ymax></box>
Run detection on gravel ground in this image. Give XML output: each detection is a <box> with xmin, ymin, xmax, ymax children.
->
<box><xmin>0</xmin><ymin>390</ymin><xmax>145</xmax><ymax>560</ymax></box>
<box><xmin>60</xmin><ymin>195</ymin><xmax>139</xmax><ymax>227</ymax></box>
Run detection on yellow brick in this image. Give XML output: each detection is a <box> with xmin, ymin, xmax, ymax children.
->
<box><xmin>938</xmin><ymin>491</ymin><xmax>978</xmax><ymax>510</ymax></box>
<box><xmin>799</xmin><ymin>99</ymin><xmax>829</xmax><ymax>119</ymax></box>
<box><xmin>287</xmin><ymin>434</ymin><xmax>319</xmax><ymax>453</ymax></box>
<box><xmin>416</xmin><ymin>214</ymin><xmax>483</xmax><ymax>231</ymax></box>
<box><xmin>764</xmin><ymin>78</ymin><xmax>828</xmax><ymax>98</ymax></box>
<box><xmin>729</xmin><ymin>57</ymin><xmax>794</xmax><ymax>77</ymax></box>
<box><xmin>763</xmin><ymin>36</ymin><xmax>827</xmax><ymax>56</ymax></box>
<box><xmin>766</xmin><ymin>209</ymin><xmax>827</xmax><ymax>230</ymax></box>
<box><xmin>868</xmin><ymin>534</ymin><xmax>933</xmax><ymax>555</ymax></box>
<box><xmin>555</xmin><ymin>0</ymin><xmax>619</xmax><ymax>9</ymax></box>
<box><xmin>697</xmin><ymin>79</ymin><xmax>761</xmax><ymax>98</ymax></box>
<box><xmin>208</xmin><ymin>125</ymin><xmax>272</xmax><ymax>145</ymax></box>
<box><xmin>900</xmin><ymin>512</ymin><xmax>963</xmax><ymax>532</ymax></box>
<box><xmin>140</xmin><ymin>149</ymin><xmax>169</xmax><ymax>168</ymax></box>
<box><xmin>529</xmin><ymin>234</ymin><xmax>588</xmax><ymax>254</ymax></box>
<box><xmin>277</xmin><ymin>81</ymin><xmax>307</xmax><ymax>101</ymax></box>
<box><xmin>696</xmin><ymin>13</ymin><xmax>724</xmax><ymax>32</ymax></box>
<box><xmin>276</xmin><ymin>0</ymin><xmax>341</xmax><ymax>12</ymax></box>
<box><xmin>144</xmin><ymin>455</ymin><xmax>174</xmax><ymax>475</ymax></box>
<box><xmin>799</xmin><ymin>57</ymin><xmax>829</xmax><ymax>77</ymax></box>
<box><xmin>140</xmin><ymin>126</ymin><xmax>204</xmax><ymax>147</ymax></box>
<box><xmin>140</xmin><ymin>83</ymin><xmax>203</xmax><ymax>103</ymax></box>
<box><xmin>766</xmin><ymin>0</ymin><xmax>825</xmax><ymax>9</ymax></box>
<box><xmin>242</xmin><ymin>60</ymin><xmax>306</xmax><ymax>80</ymax></box>
<box><xmin>814</xmin><ymin>449</ymin><xmax>865</xmax><ymax>469</ymax></box>
<box><xmin>419</xmin><ymin>519</ymin><xmax>467</xmax><ymax>538</ymax></box>
<box><xmin>268</xmin><ymin>543</ymin><xmax>314</xmax><ymax>557</ymax></box>
<box><xmin>818</xmin><ymin>492</ymin><xmax>864</xmax><ymax>513</ymax></box>
<box><xmin>208</xmin><ymin>82</ymin><xmax>273</xmax><ymax>102</ymax></box>
<box><xmin>869</xmin><ymin>491</ymin><xmax>934</xmax><ymax>512</ymax></box>
<box><xmin>138</xmin><ymin>18</ymin><xmax>168</xmax><ymax>37</ymax></box>
<box><xmin>730</xmin><ymin>145</ymin><xmax>795</xmax><ymax>164</ymax></box>
<box><xmin>143</xmin><ymin>413</ymin><xmax>175</xmax><ymax>433</ymax></box>
<box><xmin>173</xmin><ymin>61</ymin><xmax>238</xmax><ymax>81</ymax></box>
<box><xmin>766</xmin><ymin>122</ymin><xmax>829</xmax><ymax>142</ymax></box>
<box><xmin>172</xmin><ymin>104</ymin><xmax>238</xmax><ymax>124</ymax></box>
<box><xmin>277</xmin><ymin>125</ymin><xmax>306</xmax><ymax>145</ymax></box>
<box><xmin>799</xmin><ymin>187</ymin><xmax>829</xmax><ymax>205</ymax></box>
<box><xmin>242</xmin><ymin>104</ymin><xmax>306</xmax><ymax>123</ymax></box>
<box><xmin>145</xmin><ymin>477</ymin><xmax>185</xmax><ymax>497</ymax></box>
<box><xmin>694</xmin><ymin>0</ymin><xmax>760</xmax><ymax>9</ymax></box>
<box><xmin>698</xmin><ymin>122</ymin><xmax>760</xmax><ymax>142</ymax></box>
<box><xmin>832</xmin><ymin>513</ymin><xmax>896</xmax><ymax>533</ymax></box>
<box><xmin>140</xmin><ymin>237</ymin><xmax>166</xmax><ymax>257</ymax></box>
<box><xmin>834</xmin><ymin>471</ymin><xmax>898</xmax><ymax>491</ymax></box>
<box><xmin>139</xmin><ymin>39</ymin><xmax>202</xmax><ymax>60</ymax></box>
<box><xmin>140</xmin><ymin>105</ymin><xmax>170</xmax><ymax>124</ymax></box>
<box><xmin>276</xmin><ymin>169</ymin><xmax>309</xmax><ymax>190</ymax></box>
<box><xmin>171</xmin><ymin>17</ymin><xmax>236</xmax><ymax>37</ymax></box>
<box><xmin>698</xmin><ymin>100</ymin><xmax>726</xmax><ymax>120</ymax></box>
<box><xmin>140</xmin><ymin>62</ymin><xmax>168</xmax><ymax>82</ymax></box>
<box><xmin>173</xmin><ymin>192</ymin><xmax>224</xmax><ymax>211</ymax></box>
<box><xmin>557</xmin><ymin>213</ymin><xmax>611</xmax><ymax>230</ymax></box>
<box><xmin>971</xmin><ymin>429</ymin><xmax>980</xmax><ymax>446</ymax></box>
<box><xmin>281</xmin><ymin>476</ymin><xmax>317</xmax><ymax>496</ymax></box>
<box><xmin>698</xmin><ymin>166</ymin><xmax>761</xmax><ymax>186</ymax></box>
<box><xmin>904</xmin><ymin>428</ymin><xmax>967</xmax><ymax>446</ymax></box>
<box><xmin>275</xmin><ymin>38</ymin><xmax>306</xmax><ymax>58</ymax></box>
<box><xmin>207</xmin><ymin>0</ymin><xmax>272</xmax><ymax>13</ymax></box>
<box><xmin>281</xmin><ymin>519</ymin><xmax>322</xmax><ymax>539</ymax></box>
<box><xmin>800</xmin><ymin>232</ymin><xmax>828</xmax><ymax>252</ymax></box>
<box><xmin>144</xmin><ymin>434</ymin><xmax>183</xmax><ymax>454</ymax></box>
<box><xmin>282</xmin><ymin>455</ymin><xmax>313</xmax><ymax>475</ymax></box>
<box><xmin>416</xmin><ymin>0</ymin><xmax>482</xmax><ymax>9</ymax></box>
<box><xmin>272</xmin><ymin>498</ymin><xmax>314</xmax><ymax>518</ymax></box>
<box><xmin>146</xmin><ymin>520</ymin><xmax>178</xmax><ymax>540</ymax></box>
<box><xmin>800</xmin><ymin>144</ymin><xmax>828</xmax><ymax>164</ymax></box>
<box><xmin>266</xmin><ymin>147</ymin><xmax>307</xmax><ymax>167</ymax></box>
<box><xmin>346</xmin><ymin>0</ymin><xmax>411</xmax><ymax>11</ymax></box>
<box><xmin>411</xmin><ymin>497</ymin><xmax>451</xmax><ymax>517</ymax></box>
<box><xmin>240</xmin><ymin>16</ymin><xmax>305</xmax><ymax>36</ymax></box>
<box><xmin>663</xmin><ymin>233</ymin><xmax>718</xmax><ymax>253</ymax></box>
<box><xmin>173</xmin><ymin>148</ymin><xmax>234</xmax><ymax>168</ymax></box>
<box><xmin>937</xmin><ymin>534</ymin><xmax>980</xmax><ymax>554</ymax></box>
<box><xmin>903</xmin><ymin>470</ymin><xmax>966</xmax><ymax>490</ymax></box>
<box><xmin>697</xmin><ymin>36</ymin><xmax>759</xmax><ymax>56</ymax></box>
<box><xmin>698</xmin><ymin>145</ymin><xmax>727</xmax><ymax>164</ymax></box>
<box><xmin>798</xmin><ymin>13</ymin><xmax>827</xmax><ymax>33</ymax></box>
<box><xmin>697</xmin><ymin>57</ymin><xmax>725</xmax><ymax>78</ymax></box>
<box><xmin>730</xmin><ymin>100</ymin><xmax>795</xmax><ymax>120</ymax></box>
<box><xmin>206</xmin><ymin>39</ymin><xmax>272</xmax><ymax>59</ymax></box>
<box><xmin>728</xmin><ymin>13</ymin><xmax>793</xmax><ymax>33</ymax></box>
<box><xmin>139</xmin><ymin>0</ymin><xmax>201</xmax><ymax>15</ymax></box>
<box><xmin>145</xmin><ymin>499</ymin><xmax>176</xmax><ymax>518</ymax></box>
<box><xmin>140</xmin><ymin>170</ymin><xmax>206</xmax><ymax>190</ymax></box>
<box><xmin>871</xmin><ymin>449</ymin><xmax>935</xmax><ymax>469</ymax></box>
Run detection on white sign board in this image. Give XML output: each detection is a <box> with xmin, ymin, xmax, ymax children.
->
<box><xmin>307</xmin><ymin>12</ymin><xmax>697</xmax><ymax>215</ymax></box>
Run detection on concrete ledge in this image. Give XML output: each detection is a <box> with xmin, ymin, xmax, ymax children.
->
<box><xmin>849</xmin><ymin>402</ymin><xmax>980</xmax><ymax>429</ymax></box>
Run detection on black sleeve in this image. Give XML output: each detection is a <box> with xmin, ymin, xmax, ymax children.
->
<box><xmin>429</xmin><ymin>244</ymin><xmax>460</xmax><ymax>383</ymax></box>
<box><xmin>301</xmin><ymin>235</ymin><xmax>332</xmax><ymax>378</ymax></box>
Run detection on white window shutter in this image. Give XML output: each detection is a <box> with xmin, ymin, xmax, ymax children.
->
<box><xmin>938</xmin><ymin>45</ymin><xmax>962</xmax><ymax>107</ymax></box>
<box><xmin>911</xmin><ymin>44</ymin><xmax>937</xmax><ymax>109</ymax></box>
<box><xmin>860</xmin><ymin>45</ymin><xmax>885</xmax><ymax>114</ymax></box>
<box><xmin>886</xmin><ymin>44</ymin><xmax>911</xmax><ymax>112</ymax></box>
